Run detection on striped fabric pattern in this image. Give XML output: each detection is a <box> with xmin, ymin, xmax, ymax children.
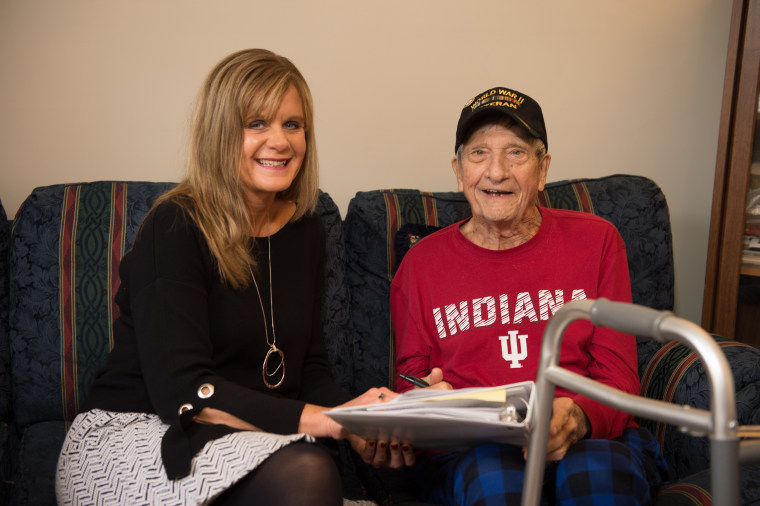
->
<box><xmin>637</xmin><ymin>333</ymin><xmax>760</xmax><ymax>484</ymax></box>
<box><xmin>9</xmin><ymin>181</ymin><xmax>175</xmax><ymax>430</ymax></box>
<box><xmin>655</xmin><ymin>482</ymin><xmax>711</xmax><ymax>505</ymax></box>
<box><xmin>639</xmin><ymin>340</ymin><xmax>744</xmax><ymax>448</ymax></box>
<box><xmin>536</xmin><ymin>180</ymin><xmax>595</xmax><ymax>214</ymax></box>
<box><xmin>379</xmin><ymin>191</ymin><xmax>444</xmax><ymax>387</ymax></box>
<box><xmin>382</xmin><ymin>190</ymin><xmax>440</xmax><ymax>282</ymax></box>
<box><xmin>58</xmin><ymin>183</ymin><xmax>130</xmax><ymax>425</ymax></box>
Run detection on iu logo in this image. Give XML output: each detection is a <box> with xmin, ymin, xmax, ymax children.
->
<box><xmin>499</xmin><ymin>330</ymin><xmax>528</xmax><ymax>368</ymax></box>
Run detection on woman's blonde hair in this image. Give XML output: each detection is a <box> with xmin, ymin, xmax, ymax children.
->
<box><xmin>157</xmin><ymin>48</ymin><xmax>319</xmax><ymax>289</ymax></box>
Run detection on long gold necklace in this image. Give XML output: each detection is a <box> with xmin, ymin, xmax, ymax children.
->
<box><xmin>249</xmin><ymin>229</ymin><xmax>285</xmax><ymax>389</ymax></box>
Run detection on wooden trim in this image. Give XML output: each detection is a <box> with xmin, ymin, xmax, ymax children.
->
<box><xmin>703</xmin><ymin>0</ymin><xmax>760</xmax><ymax>341</ymax></box>
<box><xmin>718</xmin><ymin>0</ymin><xmax>760</xmax><ymax>332</ymax></box>
<box><xmin>702</xmin><ymin>0</ymin><xmax>745</xmax><ymax>330</ymax></box>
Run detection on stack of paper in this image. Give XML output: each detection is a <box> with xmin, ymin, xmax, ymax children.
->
<box><xmin>326</xmin><ymin>381</ymin><xmax>534</xmax><ymax>450</ymax></box>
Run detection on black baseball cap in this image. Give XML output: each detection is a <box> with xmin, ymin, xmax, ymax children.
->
<box><xmin>455</xmin><ymin>86</ymin><xmax>547</xmax><ymax>153</ymax></box>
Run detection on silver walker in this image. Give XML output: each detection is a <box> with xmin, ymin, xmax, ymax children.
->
<box><xmin>522</xmin><ymin>298</ymin><xmax>760</xmax><ymax>506</ymax></box>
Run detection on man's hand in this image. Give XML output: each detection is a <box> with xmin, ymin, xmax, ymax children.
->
<box><xmin>421</xmin><ymin>367</ymin><xmax>453</xmax><ymax>390</ymax></box>
<box><xmin>524</xmin><ymin>397</ymin><xmax>589</xmax><ymax>461</ymax></box>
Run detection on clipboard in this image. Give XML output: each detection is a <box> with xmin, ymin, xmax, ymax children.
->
<box><xmin>326</xmin><ymin>381</ymin><xmax>534</xmax><ymax>450</ymax></box>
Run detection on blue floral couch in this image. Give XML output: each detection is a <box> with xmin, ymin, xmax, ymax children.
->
<box><xmin>0</xmin><ymin>175</ymin><xmax>759</xmax><ymax>505</ymax></box>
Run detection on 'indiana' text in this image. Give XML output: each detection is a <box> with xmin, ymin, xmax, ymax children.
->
<box><xmin>431</xmin><ymin>289</ymin><xmax>587</xmax><ymax>339</ymax></box>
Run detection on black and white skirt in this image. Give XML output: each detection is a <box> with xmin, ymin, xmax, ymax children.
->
<box><xmin>56</xmin><ymin>409</ymin><xmax>315</xmax><ymax>505</ymax></box>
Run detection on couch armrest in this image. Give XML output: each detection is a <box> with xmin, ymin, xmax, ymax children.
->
<box><xmin>0</xmin><ymin>201</ymin><xmax>11</xmax><ymax>504</ymax></box>
<box><xmin>315</xmin><ymin>190</ymin><xmax>355</xmax><ymax>392</ymax></box>
<box><xmin>638</xmin><ymin>335</ymin><xmax>760</xmax><ymax>479</ymax></box>
<box><xmin>0</xmin><ymin>200</ymin><xmax>10</xmax><ymax>423</ymax></box>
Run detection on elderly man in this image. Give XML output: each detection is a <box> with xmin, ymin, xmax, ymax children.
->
<box><xmin>391</xmin><ymin>87</ymin><xmax>668</xmax><ymax>505</ymax></box>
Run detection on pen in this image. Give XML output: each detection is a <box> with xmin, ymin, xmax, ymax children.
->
<box><xmin>399</xmin><ymin>373</ymin><xmax>430</xmax><ymax>388</ymax></box>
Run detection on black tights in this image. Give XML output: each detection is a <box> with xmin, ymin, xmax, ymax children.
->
<box><xmin>213</xmin><ymin>442</ymin><xmax>343</xmax><ymax>506</ymax></box>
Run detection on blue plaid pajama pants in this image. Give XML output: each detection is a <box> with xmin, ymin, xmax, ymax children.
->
<box><xmin>409</xmin><ymin>427</ymin><xmax>670</xmax><ymax>506</ymax></box>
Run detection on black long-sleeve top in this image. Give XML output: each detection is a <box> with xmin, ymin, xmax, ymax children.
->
<box><xmin>82</xmin><ymin>200</ymin><xmax>351</xmax><ymax>477</ymax></box>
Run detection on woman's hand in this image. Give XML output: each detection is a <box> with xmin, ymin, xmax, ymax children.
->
<box><xmin>342</xmin><ymin>386</ymin><xmax>399</xmax><ymax>407</ymax></box>
<box><xmin>348</xmin><ymin>433</ymin><xmax>416</xmax><ymax>468</ymax></box>
<box><xmin>524</xmin><ymin>397</ymin><xmax>589</xmax><ymax>461</ymax></box>
<box><xmin>341</xmin><ymin>387</ymin><xmax>416</xmax><ymax>468</ymax></box>
<box><xmin>297</xmin><ymin>387</ymin><xmax>415</xmax><ymax>467</ymax></box>
<box><xmin>297</xmin><ymin>387</ymin><xmax>394</xmax><ymax>438</ymax></box>
<box><xmin>301</xmin><ymin>387</ymin><xmax>417</xmax><ymax>468</ymax></box>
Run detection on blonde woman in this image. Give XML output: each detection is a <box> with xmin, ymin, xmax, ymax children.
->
<box><xmin>56</xmin><ymin>49</ymin><xmax>413</xmax><ymax>506</ymax></box>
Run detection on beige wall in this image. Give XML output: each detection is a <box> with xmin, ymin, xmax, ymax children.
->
<box><xmin>0</xmin><ymin>0</ymin><xmax>732</xmax><ymax>326</ymax></box>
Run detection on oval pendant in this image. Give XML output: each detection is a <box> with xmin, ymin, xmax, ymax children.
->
<box><xmin>262</xmin><ymin>346</ymin><xmax>285</xmax><ymax>389</ymax></box>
